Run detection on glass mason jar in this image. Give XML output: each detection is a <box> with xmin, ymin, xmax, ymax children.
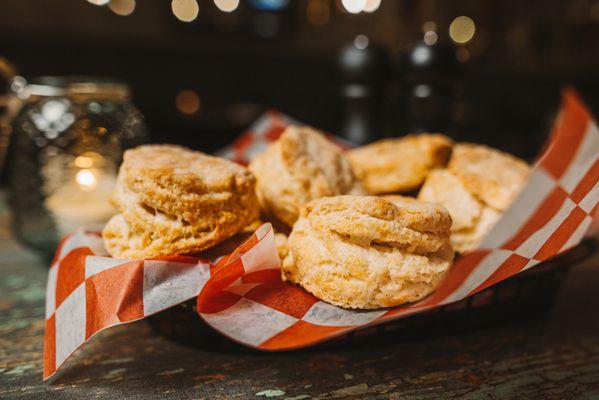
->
<box><xmin>6</xmin><ymin>77</ymin><xmax>148</xmax><ymax>258</ymax></box>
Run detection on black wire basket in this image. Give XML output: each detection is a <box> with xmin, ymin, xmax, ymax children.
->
<box><xmin>148</xmin><ymin>238</ymin><xmax>597</xmax><ymax>352</ymax></box>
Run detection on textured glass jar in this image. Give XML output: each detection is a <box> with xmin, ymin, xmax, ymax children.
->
<box><xmin>6</xmin><ymin>77</ymin><xmax>148</xmax><ymax>257</ymax></box>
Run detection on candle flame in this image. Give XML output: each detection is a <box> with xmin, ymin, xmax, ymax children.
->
<box><xmin>76</xmin><ymin>169</ymin><xmax>98</xmax><ymax>191</ymax></box>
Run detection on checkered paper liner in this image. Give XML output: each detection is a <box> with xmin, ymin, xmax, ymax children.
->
<box><xmin>43</xmin><ymin>89</ymin><xmax>599</xmax><ymax>380</ymax></box>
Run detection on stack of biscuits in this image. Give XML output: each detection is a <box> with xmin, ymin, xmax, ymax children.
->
<box><xmin>102</xmin><ymin>125</ymin><xmax>530</xmax><ymax>309</ymax></box>
<box><xmin>103</xmin><ymin>145</ymin><xmax>259</xmax><ymax>259</ymax></box>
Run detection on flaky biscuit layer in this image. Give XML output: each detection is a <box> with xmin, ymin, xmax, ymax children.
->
<box><xmin>418</xmin><ymin>169</ymin><xmax>501</xmax><ymax>253</ymax></box>
<box><xmin>103</xmin><ymin>144</ymin><xmax>259</xmax><ymax>258</ymax></box>
<box><xmin>283</xmin><ymin>196</ymin><xmax>454</xmax><ymax>309</ymax></box>
<box><xmin>249</xmin><ymin>126</ymin><xmax>365</xmax><ymax>226</ymax></box>
<box><xmin>348</xmin><ymin>134</ymin><xmax>453</xmax><ymax>194</ymax></box>
<box><xmin>418</xmin><ymin>144</ymin><xmax>529</xmax><ymax>252</ymax></box>
<box><xmin>119</xmin><ymin>144</ymin><xmax>258</xmax><ymax>225</ymax></box>
<box><xmin>304</xmin><ymin>195</ymin><xmax>451</xmax><ymax>254</ymax></box>
<box><xmin>448</xmin><ymin>143</ymin><xmax>530</xmax><ymax>211</ymax></box>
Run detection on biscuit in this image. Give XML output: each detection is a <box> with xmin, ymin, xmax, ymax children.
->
<box><xmin>448</xmin><ymin>143</ymin><xmax>530</xmax><ymax>211</ymax></box>
<box><xmin>103</xmin><ymin>144</ymin><xmax>260</xmax><ymax>258</ymax></box>
<box><xmin>418</xmin><ymin>169</ymin><xmax>494</xmax><ymax>252</ymax></box>
<box><xmin>305</xmin><ymin>195</ymin><xmax>451</xmax><ymax>254</ymax></box>
<box><xmin>348</xmin><ymin>134</ymin><xmax>453</xmax><ymax>194</ymax></box>
<box><xmin>283</xmin><ymin>195</ymin><xmax>454</xmax><ymax>309</ymax></box>
<box><xmin>418</xmin><ymin>143</ymin><xmax>530</xmax><ymax>252</ymax></box>
<box><xmin>249</xmin><ymin>126</ymin><xmax>365</xmax><ymax>226</ymax></box>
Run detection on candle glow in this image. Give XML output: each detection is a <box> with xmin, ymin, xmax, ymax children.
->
<box><xmin>76</xmin><ymin>169</ymin><xmax>98</xmax><ymax>191</ymax></box>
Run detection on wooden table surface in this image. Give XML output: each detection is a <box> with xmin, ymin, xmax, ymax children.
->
<box><xmin>1</xmin><ymin>193</ymin><xmax>599</xmax><ymax>400</ymax></box>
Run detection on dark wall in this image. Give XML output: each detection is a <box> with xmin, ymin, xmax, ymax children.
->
<box><xmin>1</xmin><ymin>0</ymin><xmax>599</xmax><ymax>157</ymax></box>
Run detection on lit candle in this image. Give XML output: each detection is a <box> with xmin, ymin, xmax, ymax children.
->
<box><xmin>45</xmin><ymin>155</ymin><xmax>117</xmax><ymax>235</ymax></box>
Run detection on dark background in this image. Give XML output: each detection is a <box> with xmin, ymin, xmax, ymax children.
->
<box><xmin>1</xmin><ymin>0</ymin><xmax>599</xmax><ymax>158</ymax></box>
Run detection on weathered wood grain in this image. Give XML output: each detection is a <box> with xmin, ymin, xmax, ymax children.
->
<box><xmin>1</xmin><ymin>192</ymin><xmax>599</xmax><ymax>399</ymax></box>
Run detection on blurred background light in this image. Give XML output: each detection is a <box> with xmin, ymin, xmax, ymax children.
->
<box><xmin>175</xmin><ymin>89</ymin><xmax>201</xmax><ymax>115</ymax></box>
<box><xmin>249</xmin><ymin>0</ymin><xmax>290</xmax><ymax>12</ymax></box>
<box><xmin>362</xmin><ymin>0</ymin><xmax>381</xmax><ymax>13</ymax></box>
<box><xmin>172</xmin><ymin>0</ymin><xmax>200</xmax><ymax>22</ymax></box>
<box><xmin>421</xmin><ymin>21</ymin><xmax>436</xmax><ymax>33</ymax></box>
<box><xmin>87</xmin><ymin>0</ymin><xmax>110</xmax><ymax>5</ymax></box>
<box><xmin>341</xmin><ymin>0</ymin><xmax>367</xmax><ymax>14</ymax></box>
<box><xmin>423</xmin><ymin>30</ymin><xmax>438</xmax><ymax>45</ymax></box>
<box><xmin>108</xmin><ymin>0</ymin><xmax>136</xmax><ymax>16</ymax></box>
<box><xmin>214</xmin><ymin>0</ymin><xmax>240</xmax><ymax>13</ymax></box>
<box><xmin>75</xmin><ymin>169</ymin><xmax>98</xmax><ymax>191</ymax></box>
<box><xmin>456</xmin><ymin>46</ymin><xmax>471</xmax><ymax>63</ymax></box>
<box><xmin>449</xmin><ymin>16</ymin><xmax>476</xmax><ymax>44</ymax></box>
<box><xmin>353</xmin><ymin>34</ymin><xmax>369</xmax><ymax>49</ymax></box>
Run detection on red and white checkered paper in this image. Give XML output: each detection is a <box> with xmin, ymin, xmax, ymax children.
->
<box><xmin>44</xmin><ymin>89</ymin><xmax>599</xmax><ymax>379</ymax></box>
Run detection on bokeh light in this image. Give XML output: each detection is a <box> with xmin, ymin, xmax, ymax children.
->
<box><xmin>354</xmin><ymin>34</ymin><xmax>369</xmax><ymax>50</ymax></box>
<box><xmin>175</xmin><ymin>89</ymin><xmax>201</xmax><ymax>114</ymax></box>
<box><xmin>87</xmin><ymin>0</ymin><xmax>110</xmax><ymax>5</ymax></box>
<box><xmin>421</xmin><ymin>21</ymin><xmax>436</xmax><ymax>33</ymax></box>
<box><xmin>76</xmin><ymin>169</ymin><xmax>98</xmax><ymax>191</ymax></box>
<box><xmin>424</xmin><ymin>30</ymin><xmax>438</xmax><ymax>45</ymax></box>
<box><xmin>341</xmin><ymin>0</ymin><xmax>367</xmax><ymax>14</ymax></box>
<box><xmin>449</xmin><ymin>16</ymin><xmax>476</xmax><ymax>44</ymax></box>
<box><xmin>214</xmin><ymin>0</ymin><xmax>240</xmax><ymax>13</ymax></box>
<box><xmin>172</xmin><ymin>0</ymin><xmax>200</xmax><ymax>22</ymax></box>
<box><xmin>108</xmin><ymin>0</ymin><xmax>136</xmax><ymax>16</ymax></box>
<box><xmin>362</xmin><ymin>0</ymin><xmax>381</xmax><ymax>13</ymax></box>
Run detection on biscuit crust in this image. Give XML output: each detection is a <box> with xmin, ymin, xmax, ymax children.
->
<box><xmin>418</xmin><ymin>144</ymin><xmax>529</xmax><ymax>252</ymax></box>
<box><xmin>103</xmin><ymin>144</ymin><xmax>259</xmax><ymax>258</ymax></box>
<box><xmin>249</xmin><ymin>126</ymin><xmax>365</xmax><ymax>226</ymax></box>
<box><xmin>283</xmin><ymin>196</ymin><xmax>454</xmax><ymax>309</ymax></box>
<box><xmin>448</xmin><ymin>143</ymin><xmax>530</xmax><ymax>211</ymax></box>
<box><xmin>348</xmin><ymin>134</ymin><xmax>453</xmax><ymax>194</ymax></box>
<box><xmin>305</xmin><ymin>195</ymin><xmax>451</xmax><ymax>254</ymax></box>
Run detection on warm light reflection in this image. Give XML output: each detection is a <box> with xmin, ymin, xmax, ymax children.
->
<box><xmin>362</xmin><ymin>0</ymin><xmax>381</xmax><ymax>13</ymax></box>
<box><xmin>341</xmin><ymin>0</ymin><xmax>367</xmax><ymax>14</ymax></box>
<box><xmin>214</xmin><ymin>0</ymin><xmax>239</xmax><ymax>12</ymax></box>
<box><xmin>74</xmin><ymin>151</ymin><xmax>104</xmax><ymax>169</ymax></box>
<box><xmin>108</xmin><ymin>0</ymin><xmax>136</xmax><ymax>16</ymax></box>
<box><xmin>87</xmin><ymin>0</ymin><xmax>110</xmax><ymax>5</ymax></box>
<box><xmin>172</xmin><ymin>0</ymin><xmax>200</xmax><ymax>22</ymax></box>
<box><xmin>75</xmin><ymin>156</ymin><xmax>93</xmax><ymax>169</ymax></box>
<box><xmin>421</xmin><ymin>21</ymin><xmax>436</xmax><ymax>33</ymax></box>
<box><xmin>307</xmin><ymin>0</ymin><xmax>330</xmax><ymax>26</ymax></box>
<box><xmin>76</xmin><ymin>169</ymin><xmax>98</xmax><ymax>191</ymax></box>
<box><xmin>175</xmin><ymin>89</ymin><xmax>201</xmax><ymax>114</ymax></box>
<box><xmin>449</xmin><ymin>16</ymin><xmax>476</xmax><ymax>44</ymax></box>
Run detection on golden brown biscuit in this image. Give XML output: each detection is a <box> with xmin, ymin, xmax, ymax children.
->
<box><xmin>103</xmin><ymin>144</ymin><xmax>259</xmax><ymax>258</ymax></box>
<box><xmin>448</xmin><ymin>143</ymin><xmax>530</xmax><ymax>211</ymax></box>
<box><xmin>283</xmin><ymin>195</ymin><xmax>454</xmax><ymax>309</ymax></box>
<box><xmin>418</xmin><ymin>143</ymin><xmax>529</xmax><ymax>253</ymax></box>
<box><xmin>305</xmin><ymin>195</ymin><xmax>451</xmax><ymax>254</ymax></box>
<box><xmin>274</xmin><ymin>232</ymin><xmax>291</xmax><ymax>267</ymax></box>
<box><xmin>249</xmin><ymin>126</ymin><xmax>365</xmax><ymax>227</ymax></box>
<box><xmin>116</xmin><ymin>145</ymin><xmax>258</xmax><ymax>227</ymax></box>
<box><xmin>102</xmin><ymin>213</ymin><xmax>146</xmax><ymax>259</ymax></box>
<box><xmin>348</xmin><ymin>134</ymin><xmax>453</xmax><ymax>194</ymax></box>
<box><xmin>418</xmin><ymin>169</ymin><xmax>496</xmax><ymax>252</ymax></box>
